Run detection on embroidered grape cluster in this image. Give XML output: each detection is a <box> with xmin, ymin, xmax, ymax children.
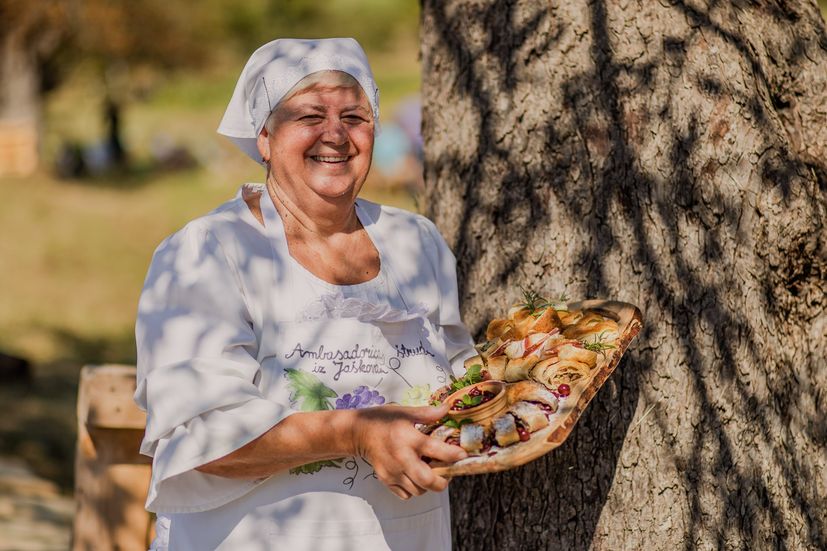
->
<box><xmin>335</xmin><ymin>386</ymin><xmax>386</xmax><ymax>409</ymax></box>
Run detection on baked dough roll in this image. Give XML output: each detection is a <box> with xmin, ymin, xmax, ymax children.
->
<box><xmin>504</xmin><ymin>355</ymin><xmax>540</xmax><ymax>382</ymax></box>
<box><xmin>550</xmin><ymin>361</ymin><xmax>590</xmax><ymax>385</ymax></box>
<box><xmin>509</xmin><ymin>401</ymin><xmax>549</xmax><ymax>432</ymax></box>
<box><xmin>464</xmin><ymin>355</ymin><xmax>484</xmax><ymax>371</ymax></box>
<box><xmin>512</xmin><ymin>314</ymin><xmax>537</xmax><ymax>339</ymax></box>
<box><xmin>530</xmin><ymin>307</ymin><xmax>563</xmax><ymax>334</ymax></box>
<box><xmin>486</xmin><ymin>318</ymin><xmax>515</xmax><ymax>341</ymax></box>
<box><xmin>557</xmin><ymin>310</ymin><xmax>583</xmax><ymax>326</ymax></box>
<box><xmin>557</xmin><ymin>344</ymin><xmax>598</xmax><ymax>367</ymax></box>
<box><xmin>486</xmin><ymin>355</ymin><xmax>508</xmax><ymax>380</ymax></box>
<box><xmin>505</xmin><ymin>381</ymin><xmax>559</xmax><ymax>412</ymax></box>
<box><xmin>563</xmin><ymin>319</ymin><xmax>618</xmax><ymax>341</ymax></box>
<box><xmin>430</xmin><ymin>425</ymin><xmax>459</xmax><ymax>443</ymax></box>
<box><xmin>529</xmin><ymin>357</ymin><xmax>559</xmax><ymax>385</ymax></box>
<box><xmin>459</xmin><ymin>423</ymin><xmax>485</xmax><ymax>454</ymax></box>
<box><xmin>492</xmin><ymin>413</ymin><xmax>520</xmax><ymax>447</ymax></box>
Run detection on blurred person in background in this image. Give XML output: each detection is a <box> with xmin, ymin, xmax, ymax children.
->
<box><xmin>134</xmin><ymin>38</ymin><xmax>475</xmax><ymax>550</ymax></box>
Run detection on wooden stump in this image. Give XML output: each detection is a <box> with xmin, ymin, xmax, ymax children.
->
<box><xmin>0</xmin><ymin>119</ymin><xmax>38</xmax><ymax>178</ymax></box>
<box><xmin>73</xmin><ymin>365</ymin><xmax>154</xmax><ymax>551</ymax></box>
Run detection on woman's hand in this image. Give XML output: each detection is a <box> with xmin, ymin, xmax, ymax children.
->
<box><xmin>350</xmin><ymin>403</ymin><xmax>468</xmax><ymax>500</ymax></box>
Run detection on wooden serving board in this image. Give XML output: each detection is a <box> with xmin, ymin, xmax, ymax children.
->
<box><xmin>430</xmin><ymin>299</ymin><xmax>642</xmax><ymax>477</ymax></box>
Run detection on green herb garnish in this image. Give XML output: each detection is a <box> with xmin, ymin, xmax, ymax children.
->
<box><xmin>549</xmin><ymin>292</ymin><xmax>570</xmax><ymax>312</ymax></box>
<box><xmin>441</xmin><ymin>418</ymin><xmax>472</xmax><ymax>429</ymax></box>
<box><xmin>519</xmin><ymin>287</ymin><xmax>550</xmax><ymax>315</ymax></box>
<box><xmin>449</xmin><ymin>364</ymin><xmax>483</xmax><ymax>393</ymax></box>
<box><xmin>461</xmin><ymin>394</ymin><xmax>484</xmax><ymax>407</ymax></box>
<box><xmin>582</xmin><ymin>332</ymin><xmax>616</xmax><ymax>358</ymax></box>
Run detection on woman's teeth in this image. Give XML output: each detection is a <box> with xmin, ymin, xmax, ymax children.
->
<box><xmin>313</xmin><ymin>156</ymin><xmax>349</xmax><ymax>163</ymax></box>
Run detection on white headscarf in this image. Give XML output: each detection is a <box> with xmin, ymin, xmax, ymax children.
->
<box><xmin>217</xmin><ymin>38</ymin><xmax>380</xmax><ymax>165</ymax></box>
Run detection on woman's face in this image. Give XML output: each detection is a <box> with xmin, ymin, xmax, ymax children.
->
<box><xmin>258</xmin><ymin>78</ymin><xmax>374</xmax><ymax>204</ymax></box>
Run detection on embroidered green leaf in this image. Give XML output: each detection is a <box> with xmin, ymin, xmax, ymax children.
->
<box><xmin>289</xmin><ymin>459</ymin><xmax>342</xmax><ymax>475</ymax></box>
<box><xmin>285</xmin><ymin>368</ymin><xmax>337</xmax><ymax>411</ymax></box>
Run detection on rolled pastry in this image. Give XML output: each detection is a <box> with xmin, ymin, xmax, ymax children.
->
<box><xmin>509</xmin><ymin>401</ymin><xmax>550</xmax><ymax>432</ymax></box>
<box><xmin>492</xmin><ymin>414</ymin><xmax>520</xmax><ymax>447</ymax></box>
<box><xmin>459</xmin><ymin>423</ymin><xmax>485</xmax><ymax>454</ymax></box>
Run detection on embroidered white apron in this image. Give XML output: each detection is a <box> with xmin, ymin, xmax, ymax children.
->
<box><xmin>163</xmin><ymin>196</ymin><xmax>455</xmax><ymax>550</ymax></box>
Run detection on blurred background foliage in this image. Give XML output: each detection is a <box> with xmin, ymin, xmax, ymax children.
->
<box><xmin>0</xmin><ymin>0</ymin><xmax>421</xmax><ymax>490</ymax></box>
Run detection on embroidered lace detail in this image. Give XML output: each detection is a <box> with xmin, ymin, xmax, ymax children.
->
<box><xmin>299</xmin><ymin>292</ymin><xmax>429</xmax><ymax>323</ymax></box>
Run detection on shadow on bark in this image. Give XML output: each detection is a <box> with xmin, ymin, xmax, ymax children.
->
<box><xmin>422</xmin><ymin>0</ymin><xmax>826</xmax><ymax>549</ymax></box>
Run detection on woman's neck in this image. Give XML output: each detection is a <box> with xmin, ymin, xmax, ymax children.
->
<box><xmin>266</xmin><ymin>174</ymin><xmax>359</xmax><ymax>238</ymax></box>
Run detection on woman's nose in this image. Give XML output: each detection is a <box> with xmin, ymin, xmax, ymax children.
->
<box><xmin>321</xmin><ymin>118</ymin><xmax>348</xmax><ymax>145</ymax></box>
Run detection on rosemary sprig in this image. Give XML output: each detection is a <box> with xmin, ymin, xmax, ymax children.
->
<box><xmin>519</xmin><ymin>287</ymin><xmax>550</xmax><ymax>315</ymax></box>
<box><xmin>549</xmin><ymin>292</ymin><xmax>570</xmax><ymax>311</ymax></box>
<box><xmin>582</xmin><ymin>331</ymin><xmax>616</xmax><ymax>358</ymax></box>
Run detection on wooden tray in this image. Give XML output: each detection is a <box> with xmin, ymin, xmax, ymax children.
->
<box><xmin>430</xmin><ymin>299</ymin><xmax>642</xmax><ymax>477</ymax></box>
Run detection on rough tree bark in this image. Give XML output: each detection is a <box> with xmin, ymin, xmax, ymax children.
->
<box><xmin>420</xmin><ymin>1</ymin><xmax>827</xmax><ymax>549</ymax></box>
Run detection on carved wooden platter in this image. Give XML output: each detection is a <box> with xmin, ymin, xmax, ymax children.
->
<box><xmin>430</xmin><ymin>299</ymin><xmax>642</xmax><ymax>477</ymax></box>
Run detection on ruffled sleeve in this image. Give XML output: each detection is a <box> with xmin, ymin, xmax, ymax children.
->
<box><xmin>416</xmin><ymin>217</ymin><xmax>477</xmax><ymax>375</ymax></box>
<box><xmin>134</xmin><ymin>221</ymin><xmax>286</xmax><ymax>513</ymax></box>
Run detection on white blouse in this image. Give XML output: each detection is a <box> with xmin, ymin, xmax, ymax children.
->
<box><xmin>135</xmin><ymin>184</ymin><xmax>475</xmax><ymax>548</ymax></box>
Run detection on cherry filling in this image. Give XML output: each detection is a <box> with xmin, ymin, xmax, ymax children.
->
<box><xmin>446</xmin><ymin>436</ymin><xmax>461</xmax><ymax>447</ymax></box>
<box><xmin>514</xmin><ymin>417</ymin><xmax>531</xmax><ymax>442</ymax></box>
<box><xmin>480</xmin><ymin>434</ymin><xmax>496</xmax><ymax>453</ymax></box>
<box><xmin>527</xmin><ymin>400</ymin><xmax>555</xmax><ymax>417</ymax></box>
<box><xmin>451</xmin><ymin>388</ymin><xmax>497</xmax><ymax>411</ymax></box>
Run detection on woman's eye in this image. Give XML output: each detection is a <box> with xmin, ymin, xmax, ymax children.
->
<box><xmin>343</xmin><ymin>115</ymin><xmax>367</xmax><ymax>124</ymax></box>
<box><xmin>299</xmin><ymin>114</ymin><xmax>323</xmax><ymax>122</ymax></box>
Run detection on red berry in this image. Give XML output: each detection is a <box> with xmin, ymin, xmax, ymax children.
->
<box><xmin>558</xmin><ymin>384</ymin><xmax>570</xmax><ymax>397</ymax></box>
<box><xmin>517</xmin><ymin>427</ymin><xmax>530</xmax><ymax>442</ymax></box>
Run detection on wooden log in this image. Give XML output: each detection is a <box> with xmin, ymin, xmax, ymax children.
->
<box><xmin>73</xmin><ymin>365</ymin><xmax>154</xmax><ymax>551</ymax></box>
<box><xmin>0</xmin><ymin>119</ymin><xmax>38</xmax><ymax>178</ymax></box>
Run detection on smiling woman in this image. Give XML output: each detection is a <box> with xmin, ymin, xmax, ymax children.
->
<box><xmin>259</xmin><ymin>71</ymin><xmax>381</xmax><ymax>284</ymax></box>
<box><xmin>134</xmin><ymin>38</ymin><xmax>477</xmax><ymax>550</ymax></box>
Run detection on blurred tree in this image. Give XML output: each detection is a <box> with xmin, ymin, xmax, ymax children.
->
<box><xmin>0</xmin><ymin>0</ymin><xmax>67</xmax><ymax>122</ymax></box>
<box><xmin>421</xmin><ymin>0</ymin><xmax>827</xmax><ymax>549</ymax></box>
<box><xmin>0</xmin><ymin>1</ymin><xmax>68</xmax><ymax>175</ymax></box>
<box><xmin>1</xmin><ymin>0</ymin><xmax>212</xmax><ymax>168</ymax></box>
<box><xmin>0</xmin><ymin>0</ymin><xmax>419</xmax><ymax>169</ymax></box>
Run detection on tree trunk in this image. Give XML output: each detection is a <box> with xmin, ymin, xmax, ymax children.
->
<box><xmin>0</xmin><ymin>32</ymin><xmax>39</xmax><ymax>122</ymax></box>
<box><xmin>420</xmin><ymin>1</ymin><xmax>827</xmax><ymax>549</ymax></box>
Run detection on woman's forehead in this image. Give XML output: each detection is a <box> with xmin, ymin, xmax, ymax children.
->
<box><xmin>281</xmin><ymin>83</ymin><xmax>370</xmax><ymax>110</ymax></box>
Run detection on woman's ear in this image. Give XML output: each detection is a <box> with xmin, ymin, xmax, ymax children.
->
<box><xmin>256</xmin><ymin>128</ymin><xmax>270</xmax><ymax>162</ymax></box>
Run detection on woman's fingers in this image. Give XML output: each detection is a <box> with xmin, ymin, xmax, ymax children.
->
<box><xmin>406</xmin><ymin>457</ymin><xmax>450</xmax><ymax>493</ymax></box>
<box><xmin>397</xmin><ymin>473</ymin><xmax>428</xmax><ymax>497</ymax></box>
<box><xmin>388</xmin><ymin>484</ymin><xmax>412</xmax><ymax>501</ymax></box>
<box><xmin>357</xmin><ymin>405</ymin><xmax>468</xmax><ymax>498</ymax></box>
<box><xmin>419</xmin><ymin>434</ymin><xmax>468</xmax><ymax>464</ymax></box>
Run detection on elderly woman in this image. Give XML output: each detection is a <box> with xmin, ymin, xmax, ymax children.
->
<box><xmin>135</xmin><ymin>38</ymin><xmax>476</xmax><ymax>550</ymax></box>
